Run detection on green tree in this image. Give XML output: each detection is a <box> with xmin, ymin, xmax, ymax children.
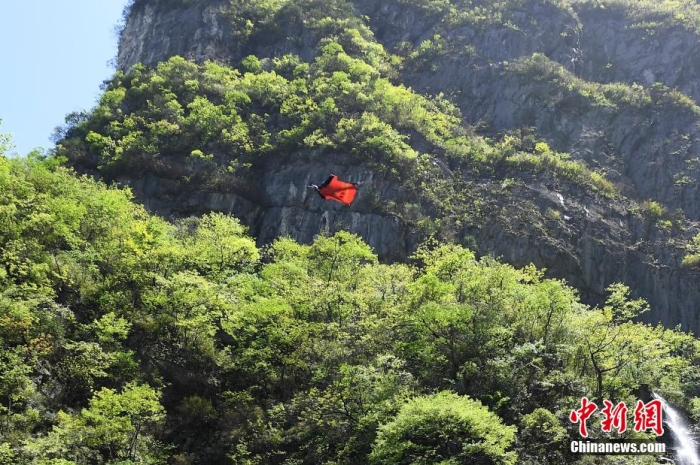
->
<box><xmin>370</xmin><ymin>390</ymin><xmax>517</xmax><ymax>464</ymax></box>
<box><xmin>26</xmin><ymin>383</ymin><xmax>165</xmax><ymax>464</ymax></box>
<box><xmin>517</xmin><ymin>408</ymin><xmax>567</xmax><ymax>464</ymax></box>
<box><xmin>277</xmin><ymin>355</ymin><xmax>416</xmax><ymax>463</ymax></box>
<box><xmin>180</xmin><ymin>213</ymin><xmax>259</xmax><ymax>278</ymax></box>
<box><xmin>572</xmin><ymin>284</ymin><xmax>652</xmax><ymax>399</ymax></box>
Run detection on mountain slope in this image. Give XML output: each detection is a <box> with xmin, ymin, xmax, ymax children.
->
<box><xmin>58</xmin><ymin>0</ymin><xmax>700</xmax><ymax>333</ymax></box>
<box><xmin>1</xmin><ymin>150</ymin><xmax>695</xmax><ymax>464</ymax></box>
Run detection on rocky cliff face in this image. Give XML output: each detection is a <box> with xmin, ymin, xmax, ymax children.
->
<box><xmin>110</xmin><ymin>0</ymin><xmax>700</xmax><ymax>332</ymax></box>
<box><xmin>353</xmin><ymin>0</ymin><xmax>700</xmax><ymax>215</ymax></box>
<box><xmin>118</xmin><ymin>0</ymin><xmax>234</xmax><ymax>71</ymax></box>
<box><xmin>121</xmin><ymin>160</ymin><xmax>414</xmax><ymax>260</ymax></box>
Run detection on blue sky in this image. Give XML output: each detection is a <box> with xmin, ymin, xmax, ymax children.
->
<box><xmin>0</xmin><ymin>1</ymin><xmax>130</xmax><ymax>156</ymax></box>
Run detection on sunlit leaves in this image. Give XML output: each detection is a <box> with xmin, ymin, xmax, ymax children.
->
<box><xmin>59</xmin><ymin>39</ymin><xmax>478</xmax><ymax>184</ymax></box>
<box><xmin>0</xmin><ymin>151</ymin><xmax>694</xmax><ymax>463</ymax></box>
<box><xmin>370</xmin><ymin>391</ymin><xmax>517</xmax><ymax>464</ymax></box>
<box><xmin>26</xmin><ymin>383</ymin><xmax>165</xmax><ymax>464</ymax></box>
<box><xmin>181</xmin><ymin>213</ymin><xmax>259</xmax><ymax>278</ymax></box>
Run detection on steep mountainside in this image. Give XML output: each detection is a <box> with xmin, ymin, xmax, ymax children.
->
<box><xmin>8</xmin><ymin>1</ymin><xmax>700</xmax><ymax>464</ymax></box>
<box><xmin>59</xmin><ymin>0</ymin><xmax>700</xmax><ymax>332</ymax></box>
<box><xmin>4</xmin><ymin>152</ymin><xmax>695</xmax><ymax>464</ymax></box>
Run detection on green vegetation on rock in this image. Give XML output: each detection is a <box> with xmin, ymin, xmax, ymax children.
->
<box><xmin>0</xmin><ymin>139</ymin><xmax>696</xmax><ymax>462</ymax></box>
<box><xmin>7</xmin><ymin>0</ymin><xmax>700</xmax><ymax>462</ymax></box>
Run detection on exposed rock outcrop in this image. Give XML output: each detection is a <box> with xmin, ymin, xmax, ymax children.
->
<box><xmin>121</xmin><ymin>161</ymin><xmax>414</xmax><ymax>260</ymax></box>
<box><xmin>119</xmin><ymin>0</ymin><xmax>234</xmax><ymax>71</ymax></box>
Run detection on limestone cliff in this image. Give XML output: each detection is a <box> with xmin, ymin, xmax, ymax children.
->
<box><xmin>100</xmin><ymin>0</ymin><xmax>700</xmax><ymax>332</ymax></box>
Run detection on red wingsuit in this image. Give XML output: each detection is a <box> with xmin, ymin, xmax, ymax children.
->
<box><xmin>314</xmin><ymin>175</ymin><xmax>358</xmax><ymax>206</ymax></box>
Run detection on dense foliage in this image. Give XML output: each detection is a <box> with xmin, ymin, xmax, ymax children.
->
<box><xmin>390</xmin><ymin>0</ymin><xmax>700</xmax><ymax>33</ymax></box>
<box><xmin>509</xmin><ymin>53</ymin><xmax>700</xmax><ymax>115</ymax></box>
<box><xmin>57</xmin><ymin>44</ymin><xmax>618</xmax><ymax>245</ymax></box>
<box><xmin>1</xmin><ymin>146</ymin><xmax>698</xmax><ymax>463</ymax></box>
<box><xmin>7</xmin><ymin>0</ymin><xmax>700</xmax><ymax>462</ymax></box>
